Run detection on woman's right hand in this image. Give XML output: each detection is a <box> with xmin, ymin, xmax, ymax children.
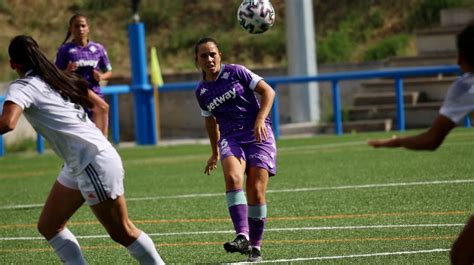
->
<box><xmin>204</xmin><ymin>154</ymin><xmax>218</xmax><ymax>175</ymax></box>
<box><xmin>66</xmin><ymin>62</ymin><xmax>78</xmax><ymax>72</ymax></box>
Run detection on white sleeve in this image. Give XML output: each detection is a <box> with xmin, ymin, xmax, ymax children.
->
<box><xmin>249</xmin><ymin>74</ymin><xmax>263</xmax><ymax>90</ymax></box>
<box><xmin>439</xmin><ymin>78</ymin><xmax>474</xmax><ymax>124</ymax></box>
<box><xmin>5</xmin><ymin>83</ymin><xmax>34</xmax><ymax>110</ymax></box>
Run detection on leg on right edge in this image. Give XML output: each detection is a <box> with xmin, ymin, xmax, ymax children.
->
<box><xmin>451</xmin><ymin>215</ymin><xmax>474</xmax><ymax>265</ymax></box>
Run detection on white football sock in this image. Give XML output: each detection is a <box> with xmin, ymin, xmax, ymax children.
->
<box><xmin>48</xmin><ymin>228</ymin><xmax>87</xmax><ymax>265</ymax></box>
<box><xmin>127</xmin><ymin>231</ymin><xmax>165</xmax><ymax>265</ymax></box>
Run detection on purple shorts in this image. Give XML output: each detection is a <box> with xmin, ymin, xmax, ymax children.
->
<box><xmin>218</xmin><ymin>124</ymin><xmax>277</xmax><ymax>176</ymax></box>
<box><xmin>90</xmin><ymin>86</ymin><xmax>104</xmax><ymax>98</ymax></box>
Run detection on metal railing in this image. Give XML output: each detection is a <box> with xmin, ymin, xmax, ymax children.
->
<box><xmin>0</xmin><ymin>64</ymin><xmax>469</xmax><ymax>156</ymax></box>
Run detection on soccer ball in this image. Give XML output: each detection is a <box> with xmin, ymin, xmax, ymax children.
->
<box><xmin>237</xmin><ymin>0</ymin><xmax>275</xmax><ymax>34</ymax></box>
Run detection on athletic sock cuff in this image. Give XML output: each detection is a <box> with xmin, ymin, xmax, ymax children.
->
<box><xmin>48</xmin><ymin>228</ymin><xmax>79</xmax><ymax>249</ymax></box>
<box><xmin>248</xmin><ymin>204</ymin><xmax>267</xmax><ymax>219</ymax></box>
<box><xmin>226</xmin><ymin>189</ymin><xmax>247</xmax><ymax>207</ymax></box>
<box><xmin>127</xmin><ymin>231</ymin><xmax>145</xmax><ymax>255</ymax></box>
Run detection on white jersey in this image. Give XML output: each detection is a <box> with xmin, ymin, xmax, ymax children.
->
<box><xmin>439</xmin><ymin>72</ymin><xmax>474</xmax><ymax>124</ymax></box>
<box><xmin>5</xmin><ymin>72</ymin><xmax>112</xmax><ymax>175</ymax></box>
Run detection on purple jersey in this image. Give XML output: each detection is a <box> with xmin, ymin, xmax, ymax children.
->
<box><xmin>55</xmin><ymin>41</ymin><xmax>112</xmax><ymax>96</ymax></box>
<box><xmin>195</xmin><ymin>64</ymin><xmax>270</xmax><ymax>136</ymax></box>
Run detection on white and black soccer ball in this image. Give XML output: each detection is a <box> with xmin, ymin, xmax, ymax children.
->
<box><xmin>237</xmin><ymin>0</ymin><xmax>275</xmax><ymax>34</ymax></box>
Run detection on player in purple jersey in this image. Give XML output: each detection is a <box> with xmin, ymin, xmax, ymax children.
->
<box><xmin>1</xmin><ymin>35</ymin><xmax>164</xmax><ymax>264</ymax></box>
<box><xmin>55</xmin><ymin>14</ymin><xmax>112</xmax><ymax>125</ymax></box>
<box><xmin>368</xmin><ymin>23</ymin><xmax>474</xmax><ymax>265</ymax></box>
<box><xmin>194</xmin><ymin>37</ymin><xmax>276</xmax><ymax>262</ymax></box>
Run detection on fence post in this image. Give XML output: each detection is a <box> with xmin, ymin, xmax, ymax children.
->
<box><xmin>269</xmin><ymin>83</ymin><xmax>280</xmax><ymax>139</ymax></box>
<box><xmin>331</xmin><ymin>80</ymin><xmax>343</xmax><ymax>135</ymax></box>
<box><xmin>464</xmin><ymin>116</ymin><xmax>471</xmax><ymax>128</ymax></box>
<box><xmin>37</xmin><ymin>134</ymin><xmax>44</xmax><ymax>154</ymax></box>
<box><xmin>0</xmin><ymin>135</ymin><xmax>4</xmax><ymax>157</ymax></box>
<box><xmin>110</xmin><ymin>94</ymin><xmax>120</xmax><ymax>144</ymax></box>
<box><xmin>0</xmin><ymin>98</ymin><xmax>3</xmax><ymax>156</ymax></box>
<box><xmin>128</xmin><ymin>22</ymin><xmax>157</xmax><ymax>145</ymax></box>
<box><xmin>395</xmin><ymin>77</ymin><xmax>405</xmax><ymax>131</ymax></box>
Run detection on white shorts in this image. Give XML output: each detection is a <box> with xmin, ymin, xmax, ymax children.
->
<box><xmin>57</xmin><ymin>146</ymin><xmax>125</xmax><ymax>206</ymax></box>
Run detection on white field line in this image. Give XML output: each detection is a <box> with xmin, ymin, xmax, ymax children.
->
<box><xmin>252</xmin><ymin>248</ymin><xmax>450</xmax><ymax>263</ymax></box>
<box><xmin>279</xmin><ymin>141</ymin><xmax>366</xmax><ymax>151</ymax></box>
<box><xmin>266</xmin><ymin>179</ymin><xmax>474</xmax><ymax>193</ymax></box>
<box><xmin>0</xmin><ymin>223</ymin><xmax>464</xmax><ymax>241</ymax></box>
<box><xmin>278</xmin><ymin>133</ymin><xmax>474</xmax><ymax>152</ymax></box>
<box><xmin>0</xmin><ymin>203</ymin><xmax>44</xmax><ymax>210</ymax></box>
<box><xmin>1</xmin><ymin>179</ymin><xmax>474</xmax><ymax>210</ymax></box>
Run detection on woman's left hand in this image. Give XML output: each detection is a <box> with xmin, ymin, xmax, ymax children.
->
<box><xmin>254</xmin><ymin>118</ymin><xmax>268</xmax><ymax>143</ymax></box>
<box><xmin>204</xmin><ymin>154</ymin><xmax>219</xmax><ymax>175</ymax></box>
<box><xmin>93</xmin><ymin>70</ymin><xmax>101</xmax><ymax>82</ymax></box>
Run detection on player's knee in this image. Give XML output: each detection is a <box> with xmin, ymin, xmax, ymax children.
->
<box><xmin>245</xmin><ymin>187</ymin><xmax>265</xmax><ymax>203</ymax></box>
<box><xmin>107</xmin><ymin>221</ymin><xmax>137</xmax><ymax>246</ymax></box>
<box><xmin>224</xmin><ymin>173</ymin><xmax>243</xmax><ymax>187</ymax></box>
<box><xmin>37</xmin><ymin>221</ymin><xmax>63</xmax><ymax>240</ymax></box>
<box><xmin>252</xmin><ymin>194</ymin><xmax>266</xmax><ymax>204</ymax></box>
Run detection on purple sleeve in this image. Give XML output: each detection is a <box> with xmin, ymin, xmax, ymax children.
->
<box><xmin>97</xmin><ymin>45</ymin><xmax>112</xmax><ymax>72</ymax></box>
<box><xmin>234</xmin><ymin>64</ymin><xmax>262</xmax><ymax>90</ymax></box>
<box><xmin>55</xmin><ymin>46</ymin><xmax>69</xmax><ymax>70</ymax></box>
<box><xmin>194</xmin><ymin>86</ymin><xmax>205</xmax><ymax>109</ymax></box>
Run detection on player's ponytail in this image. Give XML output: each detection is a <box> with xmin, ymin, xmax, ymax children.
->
<box><xmin>62</xmin><ymin>31</ymin><xmax>71</xmax><ymax>45</ymax></box>
<box><xmin>9</xmin><ymin>35</ymin><xmax>93</xmax><ymax>109</ymax></box>
<box><xmin>456</xmin><ymin>21</ymin><xmax>474</xmax><ymax>68</ymax></box>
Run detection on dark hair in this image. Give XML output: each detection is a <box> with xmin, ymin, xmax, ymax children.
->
<box><xmin>193</xmin><ymin>37</ymin><xmax>220</xmax><ymax>78</ymax></box>
<box><xmin>62</xmin><ymin>14</ymin><xmax>88</xmax><ymax>45</ymax></box>
<box><xmin>194</xmin><ymin>37</ymin><xmax>219</xmax><ymax>61</ymax></box>
<box><xmin>9</xmin><ymin>35</ymin><xmax>93</xmax><ymax>109</ymax></box>
<box><xmin>457</xmin><ymin>21</ymin><xmax>474</xmax><ymax>67</ymax></box>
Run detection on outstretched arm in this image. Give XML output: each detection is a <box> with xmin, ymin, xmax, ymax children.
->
<box><xmin>254</xmin><ymin>80</ymin><xmax>275</xmax><ymax>142</ymax></box>
<box><xmin>204</xmin><ymin>116</ymin><xmax>219</xmax><ymax>175</ymax></box>
<box><xmin>367</xmin><ymin>114</ymin><xmax>456</xmax><ymax>150</ymax></box>
<box><xmin>0</xmin><ymin>101</ymin><xmax>23</xmax><ymax>135</ymax></box>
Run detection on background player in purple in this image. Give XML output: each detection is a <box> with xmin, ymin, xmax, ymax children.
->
<box><xmin>55</xmin><ymin>14</ymin><xmax>112</xmax><ymax>126</ymax></box>
<box><xmin>368</xmin><ymin>22</ymin><xmax>474</xmax><ymax>265</ymax></box>
<box><xmin>194</xmin><ymin>37</ymin><xmax>277</xmax><ymax>262</ymax></box>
